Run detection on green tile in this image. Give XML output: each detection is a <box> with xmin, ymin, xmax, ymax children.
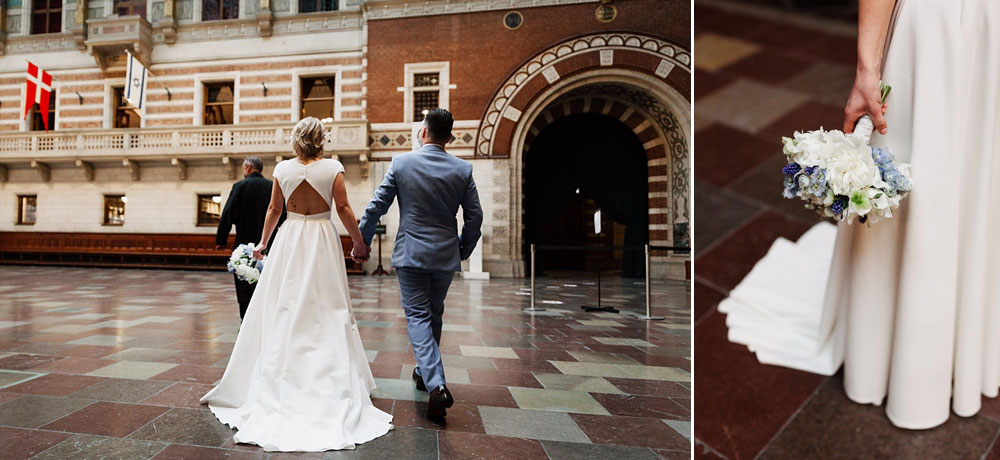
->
<box><xmin>128</xmin><ymin>408</ymin><xmax>234</xmax><ymax>447</ymax></box>
<box><xmin>664</xmin><ymin>419</ymin><xmax>691</xmax><ymax>440</ymax></box>
<box><xmin>549</xmin><ymin>361</ymin><xmax>690</xmax><ymax>383</ymax></box>
<box><xmin>0</xmin><ymin>370</ymin><xmax>45</xmax><ymax>389</ymax></box>
<box><xmin>459</xmin><ymin>346</ymin><xmax>519</xmax><ymax>359</ymax></box>
<box><xmin>86</xmin><ymin>361</ymin><xmax>178</xmax><ymax>380</ymax></box>
<box><xmin>533</xmin><ymin>374</ymin><xmax>623</xmax><ymax>394</ymax></box>
<box><xmin>592</xmin><ymin>337</ymin><xmax>655</xmax><ymax>347</ymax></box>
<box><xmin>541</xmin><ymin>440</ymin><xmax>662</xmax><ymax>460</ymax></box>
<box><xmin>478</xmin><ymin>406</ymin><xmax>591</xmax><ymax>443</ymax></box>
<box><xmin>508</xmin><ymin>387</ymin><xmax>610</xmax><ymax>415</ymax></box>
<box><xmin>69</xmin><ymin>378</ymin><xmax>173</xmax><ymax>403</ymax></box>
<box><xmin>370</xmin><ymin>378</ymin><xmax>428</xmax><ymax>402</ymax></box>
<box><xmin>103</xmin><ymin>348</ymin><xmax>178</xmax><ymax>362</ymax></box>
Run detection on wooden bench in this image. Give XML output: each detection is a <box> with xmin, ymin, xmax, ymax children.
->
<box><xmin>0</xmin><ymin>231</ymin><xmax>365</xmax><ymax>274</ymax></box>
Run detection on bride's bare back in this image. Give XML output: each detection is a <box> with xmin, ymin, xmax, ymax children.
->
<box><xmin>287</xmin><ymin>178</ymin><xmax>331</xmax><ymax>215</ymax></box>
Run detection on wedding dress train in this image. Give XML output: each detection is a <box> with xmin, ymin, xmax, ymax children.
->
<box><xmin>201</xmin><ymin>158</ymin><xmax>392</xmax><ymax>451</ymax></box>
<box><xmin>723</xmin><ymin>0</ymin><xmax>1000</xmax><ymax>429</ymax></box>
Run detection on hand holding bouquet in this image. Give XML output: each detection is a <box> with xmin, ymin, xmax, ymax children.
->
<box><xmin>781</xmin><ymin>83</ymin><xmax>911</xmax><ymax>225</ymax></box>
<box><xmin>228</xmin><ymin>243</ymin><xmax>266</xmax><ymax>284</ymax></box>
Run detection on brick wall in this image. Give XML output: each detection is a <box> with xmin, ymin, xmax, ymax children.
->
<box><xmin>366</xmin><ymin>0</ymin><xmax>688</xmax><ymax>123</ymax></box>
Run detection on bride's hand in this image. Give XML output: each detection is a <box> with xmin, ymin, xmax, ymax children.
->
<box><xmin>351</xmin><ymin>241</ymin><xmax>370</xmax><ymax>264</ymax></box>
<box><xmin>844</xmin><ymin>70</ymin><xmax>888</xmax><ymax>135</ymax></box>
<box><xmin>252</xmin><ymin>243</ymin><xmax>267</xmax><ymax>260</ymax></box>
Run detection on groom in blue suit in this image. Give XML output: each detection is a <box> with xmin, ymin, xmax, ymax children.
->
<box><xmin>358</xmin><ymin>108</ymin><xmax>483</xmax><ymax>419</ymax></box>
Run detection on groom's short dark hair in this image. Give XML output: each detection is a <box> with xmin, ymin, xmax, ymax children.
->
<box><xmin>423</xmin><ymin>108</ymin><xmax>453</xmax><ymax>143</ymax></box>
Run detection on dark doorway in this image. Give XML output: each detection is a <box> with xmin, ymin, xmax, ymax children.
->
<box><xmin>523</xmin><ymin>113</ymin><xmax>649</xmax><ymax>278</ymax></box>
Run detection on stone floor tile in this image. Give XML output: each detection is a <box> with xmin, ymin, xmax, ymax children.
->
<box><xmin>41</xmin><ymin>401</ymin><xmax>169</xmax><ymax>437</ymax></box>
<box><xmin>69</xmin><ymin>378</ymin><xmax>174</xmax><ymax>403</ymax></box>
<box><xmin>570</xmin><ymin>413</ymin><xmax>689</xmax><ymax>451</ymax></box>
<box><xmin>32</xmin><ymin>434</ymin><xmax>167</xmax><ymax>460</ymax></box>
<box><xmin>540</xmin><ymin>440</ymin><xmax>663</xmax><ymax>460</ymax></box>
<box><xmin>151</xmin><ymin>444</ymin><xmax>265</xmax><ymax>459</ymax></box>
<box><xmin>533</xmin><ymin>374</ymin><xmax>624</xmax><ymax>394</ymax></box>
<box><xmin>4</xmin><ymin>373</ymin><xmax>104</xmax><ymax>396</ymax></box>
<box><xmin>323</xmin><ymin>426</ymin><xmax>438</xmax><ymax>460</ymax></box>
<box><xmin>140</xmin><ymin>383</ymin><xmax>215</xmax><ymax>408</ymax></box>
<box><xmin>508</xmin><ymin>387</ymin><xmax>610</xmax><ymax>415</ymax></box>
<box><xmin>696</xmin><ymin>79</ymin><xmax>810</xmax><ymax>133</ymax></box>
<box><xmin>128</xmin><ymin>408</ymin><xmax>235</xmax><ymax>447</ymax></box>
<box><xmin>438</xmin><ymin>429</ymin><xmax>550</xmax><ymax>460</ymax></box>
<box><xmin>477</xmin><ymin>406</ymin><xmax>590</xmax><ymax>443</ymax></box>
<box><xmin>0</xmin><ymin>426</ymin><xmax>73</xmax><ymax>460</ymax></box>
<box><xmin>693</xmin><ymin>33</ymin><xmax>762</xmax><ymax>72</ymax></box>
<box><xmin>86</xmin><ymin>361</ymin><xmax>179</xmax><ymax>380</ymax></box>
<box><xmin>390</xmin><ymin>400</ymin><xmax>485</xmax><ymax>434</ymax></box>
<box><xmin>0</xmin><ymin>394</ymin><xmax>93</xmax><ymax>428</ymax></box>
<box><xmin>459</xmin><ymin>346</ymin><xmax>520</xmax><ymax>359</ymax></box>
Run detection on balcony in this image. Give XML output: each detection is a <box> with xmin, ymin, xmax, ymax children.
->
<box><xmin>83</xmin><ymin>15</ymin><xmax>154</xmax><ymax>68</ymax></box>
<box><xmin>0</xmin><ymin>121</ymin><xmax>370</xmax><ymax>174</ymax></box>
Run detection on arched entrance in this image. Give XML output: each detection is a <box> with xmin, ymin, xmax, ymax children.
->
<box><xmin>524</xmin><ymin>113</ymin><xmax>648</xmax><ymax>277</ymax></box>
<box><xmin>475</xmin><ymin>32</ymin><xmax>691</xmax><ymax>279</ymax></box>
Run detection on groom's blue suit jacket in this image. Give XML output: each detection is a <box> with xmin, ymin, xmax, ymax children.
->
<box><xmin>360</xmin><ymin>143</ymin><xmax>483</xmax><ymax>272</ymax></box>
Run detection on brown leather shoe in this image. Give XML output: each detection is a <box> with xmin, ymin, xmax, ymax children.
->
<box><xmin>427</xmin><ymin>385</ymin><xmax>454</xmax><ymax>419</ymax></box>
<box><xmin>412</xmin><ymin>368</ymin><xmax>426</xmax><ymax>392</ymax></box>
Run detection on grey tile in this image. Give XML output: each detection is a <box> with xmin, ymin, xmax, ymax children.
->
<box><xmin>664</xmin><ymin>419</ymin><xmax>691</xmax><ymax>440</ymax></box>
<box><xmin>478</xmin><ymin>406</ymin><xmax>591</xmax><ymax>443</ymax></box>
<box><xmin>128</xmin><ymin>408</ymin><xmax>234</xmax><ymax>447</ymax></box>
<box><xmin>69</xmin><ymin>378</ymin><xmax>173</xmax><ymax>403</ymax></box>
<box><xmin>370</xmin><ymin>378</ymin><xmax>429</xmax><ymax>402</ymax></box>
<box><xmin>0</xmin><ymin>395</ymin><xmax>93</xmax><ymax>428</ymax></box>
<box><xmin>323</xmin><ymin>426</ymin><xmax>438</xmax><ymax>460</ymax></box>
<box><xmin>0</xmin><ymin>370</ymin><xmax>45</xmax><ymax>389</ymax></box>
<box><xmin>541</xmin><ymin>440</ymin><xmax>662</xmax><ymax>460</ymax></box>
<box><xmin>33</xmin><ymin>434</ymin><xmax>167</xmax><ymax>460</ymax></box>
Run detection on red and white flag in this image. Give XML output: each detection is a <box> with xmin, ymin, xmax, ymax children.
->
<box><xmin>24</xmin><ymin>62</ymin><xmax>53</xmax><ymax>131</ymax></box>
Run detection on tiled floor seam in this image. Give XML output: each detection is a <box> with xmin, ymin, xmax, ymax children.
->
<box><xmin>981</xmin><ymin>427</ymin><xmax>1000</xmax><ymax>460</ymax></box>
<box><xmin>695</xmin><ymin>438</ymin><xmax>731</xmax><ymax>460</ymax></box>
<box><xmin>751</xmin><ymin>375</ymin><xmax>831</xmax><ymax>460</ymax></box>
<box><xmin>693</xmin><ymin>208</ymin><xmax>766</xmax><ymax>258</ymax></box>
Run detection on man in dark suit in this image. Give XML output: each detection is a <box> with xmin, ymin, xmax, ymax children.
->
<box><xmin>216</xmin><ymin>157</ymin><xmax>284</xmax><ymax>320</ymax></box>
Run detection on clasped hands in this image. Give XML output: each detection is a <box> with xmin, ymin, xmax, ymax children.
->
<box><xmin>351</xmin><ymin>241</ymin><xmax>370</xmax><ymax>264</ymax></box>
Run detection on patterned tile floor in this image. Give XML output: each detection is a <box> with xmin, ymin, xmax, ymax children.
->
<box><xmin>0</xmin><ymin>265</ymin><xmax>689</xmax><ymax>460</ymax></box>
<box><xmin>693</xmin><ymin>2</ymin><xmax>1000</xmax><ymax>459</ymax></box>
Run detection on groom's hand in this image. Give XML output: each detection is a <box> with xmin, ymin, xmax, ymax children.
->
<box><xmin>351</xmin><ymin>243</ymin><xmax>370</xmax><ymax>264</ymax></box>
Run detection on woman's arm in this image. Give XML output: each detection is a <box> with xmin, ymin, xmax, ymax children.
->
<box><xmin>332</xmin><ymin>172</ymin><xmax>369</xmax><ymax>262</ymax></box>
<box><xmin>252</xmin><ymin>181</ymin><xmax>285</xmax><ymax>260</ymax></box>
<box><xmin>843</xmin><ymin>0</ymin><xmax>894</xmax><ymax>135</ymax></box>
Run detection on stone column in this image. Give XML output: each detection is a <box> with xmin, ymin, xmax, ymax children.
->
<box><xmin>71</xmin><ymin>0</ymin><xmax>87</xmax><ymax>50</ymax></box>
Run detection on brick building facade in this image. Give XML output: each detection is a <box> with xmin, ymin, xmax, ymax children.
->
<box><xmin>0</xmin><ymin>0</ymin><xmax>689</xmax><ymax>279</ymax></box>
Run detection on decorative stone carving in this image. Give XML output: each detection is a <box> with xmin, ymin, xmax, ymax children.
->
<box><xmin>123</xmin><ymin>158</ymin><xmax>140</xmax><ymax>181</ymax></box>
<box><xmin>30</xmin><ymin>160</ymin><xmax>50</xmax><ymax>182</ymax></box>
<box><xmin>75</xmin><ymin>159</ymin><xmax>94</xmax><ymax>181</ymax></box>
<box><xmin>170</xmin><ymin>157</ymin><xmax>187</xmax><ymax>180</ymax></box>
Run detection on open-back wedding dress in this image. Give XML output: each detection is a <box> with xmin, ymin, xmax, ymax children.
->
<box><xmin>201</xmin><ymin>158</ymin><xmax>393</xmax><ymax>450</ymax></box>
<box><xmin>721</xmin><ymin>0</ymin><xmax>1000</xmax><ymax>429</ymax></box>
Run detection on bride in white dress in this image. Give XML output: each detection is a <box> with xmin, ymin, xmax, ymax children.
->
<box><xmin>201</xmin><ymin>117</ymin><xmax>393</xmax><ymax>451</ymax></box>
<box><xmin>720</xmin><ymin>0</ymin><xmax>1000</xmax><ymax>430</ymax></box>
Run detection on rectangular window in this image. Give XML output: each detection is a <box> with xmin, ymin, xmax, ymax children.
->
<box><xmin>202</xmin><ymin>0</ymin><xmax>238</xmax><ymax>20</ymax></box>
<box><xmin>113</xmin><ymin>87</ymin><xmax>141</xmax><ymax>128</ymax></box>
<box><xmin>31</xmin><ymin>0</ymin><xmax>61</xmax><ymax>34</ymax></box>
<box><xmin>17</xmin><ymin>195</ymin><xmax>37</xmax><ymax>225</ymax></box>
<box><xmin>299</xmin><ymin>0</ymin><xmax>336</xmax><ymax>13</ymax></box>
<box><xmin>197</xmin><ymin>194</ymin><xmax>222</xmax><ymax>226</ymax></box>
<box><xmin>300</xmin><ymin>76</ymin><xmax>335</xmax><ymax>121</ymax></box>
<box><xmin>103</xmin><ymin>195</ymin><xmax>126</xmax><ymax>226</ymax></box>
<box><xmin>412</xmin><ymin>72</ymin><xmax>440</xmax><ymax>122</ymax></box>
<box><xmin>203</xmin><ymin>82</ymin><xmax>234</xmax><ymax>125</ymax></box>
<box><xmin>29</xmin><ymin>89</ymin><xmax>56</xmax><ymax>132</ymax></box>
<box><xmin>113</xmin><ymin>0</ymin><xmax>146</xmax><ymax>17</ymax></box>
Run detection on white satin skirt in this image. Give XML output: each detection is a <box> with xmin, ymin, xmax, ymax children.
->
<box><xmin>201</xmin><ymin>211</ymin><xmax>393</xmax><ymax>451</ymax></box>
<box><xmin>830</xmin><ymin>0</ymin><xmax>1000</xmax><ymax>429</ymax></box>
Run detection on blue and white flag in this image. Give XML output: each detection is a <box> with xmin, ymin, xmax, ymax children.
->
<box><xmin>124</xmin><ymin>51</ymin><xmax>147</xmax><ymax>110</ymax></box>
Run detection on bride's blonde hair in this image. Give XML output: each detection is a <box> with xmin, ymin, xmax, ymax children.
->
<box><xmin>291</xmin><ymin>117</ymin><xmax>326</xmax><ymax>159</ymax></box>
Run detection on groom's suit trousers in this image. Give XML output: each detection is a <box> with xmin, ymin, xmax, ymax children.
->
<box><xmin>396</xmin><ymin>267</ymin><xmax>454</xmax><ymax>390</ymax></box>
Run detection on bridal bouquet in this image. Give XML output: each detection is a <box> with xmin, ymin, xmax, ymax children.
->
<box><xmin>228</xmin><ymin>243</ymin><xmax>265</xmax><ymax>284</ymax></box>
<box><xmin>781</xmin><ymin>83</ymin><xmax>911</xmax><ymax>225</ymax></box>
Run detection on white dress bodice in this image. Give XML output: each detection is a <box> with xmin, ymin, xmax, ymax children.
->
<box><xmin>272</xmin><ymin>158</ymin><xmax>345</xmax><ymax>207</ymax></box>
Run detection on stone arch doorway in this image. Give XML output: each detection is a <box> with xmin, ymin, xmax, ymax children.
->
<box><xmin>475</xmin><ymin>32</ymin><xmax>690</xmax><ymax>279</ymax></box>
<box><xmin>523</xmin><ymin>112</ymin><xmax>649</xmax><ymax>277</ymax></box>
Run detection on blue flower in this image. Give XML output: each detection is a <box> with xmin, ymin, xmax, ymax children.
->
<box><xmin>804</xmin><ymin>166</ymin><xmax>816</xmax><ymax>175</ymax></box>
<box><xmin>782</xmin><ymin>162</ymin><xmax>801</xmax><ymax>176</ymax></box>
